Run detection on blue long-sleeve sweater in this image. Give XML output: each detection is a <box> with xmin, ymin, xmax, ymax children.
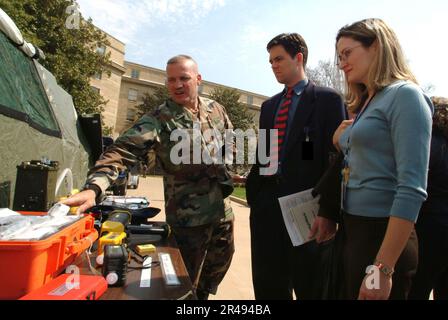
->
<box><xmin>339</xmin><ymin>81</ymin><xmax>433</xmax><ymax>222</ymax></box>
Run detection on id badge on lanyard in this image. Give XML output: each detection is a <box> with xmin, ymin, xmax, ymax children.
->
<box><xmin>340</xmin><ymin>93</ymin><xmax>376</xmax><ymax>211</ymax></box>
<box><xmin>341</xmin><ymin>156</ymin><xmax>350</xmax><ymax>210</ymax></box>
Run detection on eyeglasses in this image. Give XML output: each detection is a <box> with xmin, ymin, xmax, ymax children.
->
<box><xmin>336</xmin><ymin>45</ymin><xmax>363</xmax><ymax>67</ymax></box>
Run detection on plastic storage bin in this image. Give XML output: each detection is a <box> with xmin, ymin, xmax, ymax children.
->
<box><xmin>0</xmin><ymin>213</ymin><xmax>98</xmax><ymax>299</ymax></box>
<box><xmin>20</xmin><ymin>274</ymin><xmax>108</xmax><ymax>300</ymax></box>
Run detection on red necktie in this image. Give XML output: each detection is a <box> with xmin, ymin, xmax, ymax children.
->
<box><xmin>272</xmin><ymin>87</ymin><xmax>293</xmax><ymax>162</ymax></box>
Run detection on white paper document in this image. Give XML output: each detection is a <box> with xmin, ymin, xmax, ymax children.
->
<box><xmin>278</xmin><ymin>189</ymin><xmax>320</xmax><ymax>247</ymax></box>
<box><xmin>140</xmin><ymin>256</ymin><xmax>152</xmax><ymax>288</ymax></box>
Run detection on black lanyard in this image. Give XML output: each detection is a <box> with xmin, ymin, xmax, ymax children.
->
<box><xmin>345</xmin><ymin>94</ymin><xmax>376</xmax><ymax>159</ymax></box>
<box><xmin>341</xmin><ymin>94</ymin><xmax>376</xmax><ymax>209</ymax></box>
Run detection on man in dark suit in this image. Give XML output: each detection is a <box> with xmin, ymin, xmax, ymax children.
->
<box><xmin>246</xmin><ymin>33</ymin><xmax>346</xmax><ymax>300</ymax></box>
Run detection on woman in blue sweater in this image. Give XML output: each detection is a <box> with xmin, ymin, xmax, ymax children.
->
<box><xmin>333</xmin><ymin>18</ymin><xmax>433</xmax><ymax>300</ymax></box>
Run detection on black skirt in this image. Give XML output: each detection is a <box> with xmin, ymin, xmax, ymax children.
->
<box><xmin>340</xmin><ymin>211</ymin><xmax>418</xmax><ymax>300</ymax></box>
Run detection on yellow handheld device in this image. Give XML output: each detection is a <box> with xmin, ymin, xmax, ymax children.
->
<box><xmin>98</xmin><ymin>232</ymin><xmax>127</xmax><ymax>255</ymax></box>
<box><xmin>100</xmin><ymin>211</ymin><xmax>131</xmax><ymax>236</ymax></box>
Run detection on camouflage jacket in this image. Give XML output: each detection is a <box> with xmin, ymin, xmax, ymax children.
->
<box><xmin>86</xmin><ymin>97</ymin><xmax>235</xmax><ymax>227</ymax></box>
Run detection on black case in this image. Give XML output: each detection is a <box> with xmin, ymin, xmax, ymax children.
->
<box><xmin>79</xmin><ymin>113</ymin><xmax>103</xmax><ymax>163</ymax></box>
<box><xmin>102</xmin><ymin>244</ymin><xmax>128</xmax><ymax>287</ymax></box>
<box><xmin>13</xmin><ymin>160</ymin><xmax>59</xmax><ymax>211</ymax></box>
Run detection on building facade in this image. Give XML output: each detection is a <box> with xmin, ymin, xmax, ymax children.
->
<box><xmin>92</xmin><ymin>33</ymin><xmax>267</xmax><ymax>138</ymax></box>
<box><xmin>90</xmin><ymin>33</ymin><xmax>126</xmax><ymax>134</ymax></box>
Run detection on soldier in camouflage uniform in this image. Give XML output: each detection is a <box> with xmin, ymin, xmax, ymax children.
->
<box><xmin>63</xmin><ymin>55</ymin><xmax>235</xmax><ymax>300</ymax></box>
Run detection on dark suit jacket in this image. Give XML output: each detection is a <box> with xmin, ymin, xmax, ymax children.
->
<box><xmin>246</xmin><ymin>81</ymin><xmax>346</xmax><ymax>209</ymax></box>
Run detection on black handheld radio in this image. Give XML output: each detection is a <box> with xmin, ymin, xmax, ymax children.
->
<box><xmin>102</xmin><ymin>244</ymin><xmax>128</xmax><ymax>287</ymax></box>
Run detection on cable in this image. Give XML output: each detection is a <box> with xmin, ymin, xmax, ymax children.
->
<box><xmin>55</xmin><ymin>168</ymin><xmax>73</xmax><ymax>198</ymax></box>
<box><xmin>127</xmin><ymin>261</ymin><xmax>160</xmax><ymax>271</ymax></box>
<box><xmin>177</xmin><ymin>290</ymin><xmax>195</xmax><ymax>300</ymax></box>
<box><xmin>85</xmin><ymin>236</ymin><xmax>101</xmax><ymax>275</ymax></box>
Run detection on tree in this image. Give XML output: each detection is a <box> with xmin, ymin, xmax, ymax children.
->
<box><xmin>210</xmin><ymin>87</ymin><xmax>255</xmax><ymax>132</ymax></box>
<box><xmin>307</xmin><ymin>59</ymin><xmax>344</xmax><ymax>94</ymax></box>
<box><xmin>210</xmin><ymin>87</ymin><xmax>255</xmax><ymax>174</ymax></box>
<box><xmin>0</xmin><ymin>0</ymin><xmax>111</xmax><ymax>124</ymax></box>
<box><xmin>136</xmin><ymin>86</ymin><xmax>170</xmax><ymax>117</ymax></box>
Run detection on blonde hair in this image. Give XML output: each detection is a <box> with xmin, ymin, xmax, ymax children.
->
<box><xmin>336</xmin><ymin>18</ymin><xmax>418</xmax><ymax>112</ymax></box>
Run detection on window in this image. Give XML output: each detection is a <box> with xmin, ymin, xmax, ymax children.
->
<box><xmin>0</xmin><ymin>31</ymin><xmax>60</xmax><ymax>136</ymax></box>
<box><xmin>94</xmin><ymin>71</ymin><xmax>102</xmax><ymax>80</ymax></box>
<box><xmin>126</xmin><ymin>108</ymin><xmax>136</xmax><ymax>122</ymax></box>
<box><xmin>131</xmin><ymin>69</ymin><xmax>140</xmax><ymax>79</ymax></box>
<box><xmin>246</xmin><ymin>95</ymin><xmax>253</xmax><ymax>105</ymax></box>
<box><xmin>198</xmin><ymin>85</ymin><xmax>204</xmax><ymax>94</ymax></box>
<box><xmin>91</xmin><ymin>86</ymin><xmax>100</xmax><ymax>94</ymax></box>
<box><xmin>96</xmin><ymin>45</ymin><xmax>106</xmax><ymax>56</ymax></box>
<box><xmin>128</xmin><ymin>89</ymin><xmax>138</xmax><ymax>101</ymax></box>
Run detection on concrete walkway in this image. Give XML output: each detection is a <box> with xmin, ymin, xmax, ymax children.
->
<box><xmin>127</xmin><ymin>176</ymin><xmax>255</xmax><ymax>300</ymax></box>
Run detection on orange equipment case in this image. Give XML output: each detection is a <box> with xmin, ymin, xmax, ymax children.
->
<box><xmin>20</xmin><ymin>274</ymin><xmax>108</xmax><ymax>300</ymax></box>
<box><xmin>0</xmin><ymin>212</ymin><xmax>98</xmax><ymax>300</ymax></box>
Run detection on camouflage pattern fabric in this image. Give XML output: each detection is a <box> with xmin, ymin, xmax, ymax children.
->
<box><xmin>173</xmin><ymin>215</ymin><xmax>235</xmax><ymax>298</ymax></box>
<box><xmin>86</xmin><ymin>97</ymin><xmax>235</xmax><ymax>227</ymax></box>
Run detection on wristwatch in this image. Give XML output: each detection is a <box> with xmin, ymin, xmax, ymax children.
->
<box><xmin>374</xmin><ymin>260</ymin><xmax>394</xmax><ymax>277</ymax></box>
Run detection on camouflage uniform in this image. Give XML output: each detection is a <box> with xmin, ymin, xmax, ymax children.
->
<box><xmin>173</xmin><ymin>216</ymin><xmax>234</xmax><ymax>299</ymax></box>
<box><xmin>86</xmin><ymin>97</ymin><xmax>235</xmax><ymax>298</ymax></box>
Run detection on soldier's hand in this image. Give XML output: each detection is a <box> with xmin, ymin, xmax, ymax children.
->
<box><xmin>60</xmin><ymin>190</ymin><xmax>96</xmax><ymax>214</ymax></box>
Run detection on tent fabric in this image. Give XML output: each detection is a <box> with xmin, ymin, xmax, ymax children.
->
<box><xmin>0</xmin><ymin>8</ymin><xmax>91</xmax><ymax>207</ymax></box>
<box><xmin>0</xmin><ymin>113</ymin><xmax>89</xmax><ymax>201</ymax></box>
<box><xmin>21</xmin><ymin>41</ymin><xmax>36</xmax><ymax>58</ymax></box>
<box><xmin>34</xmin><ymin>62</ymin><xmax>78</xmax><ymax>143</ymax></box>
<box><xmin>33</xmin><ymin>61</ymin><xmax>91</xmax><ymax>190</ymax></box>
<box><xmin>0</xmin><ymin>31</ymin><xmax>60</xmax><ymax>136</ymax></box>
<box><xmin>0</xmin><ymin>8</ymin><xmax>40</xmax><ymax>59</ymax></box>
<box><xmin>0</xmin><ymin>7</ymin><xmax>23</xmax><ymax>46</ymax></box>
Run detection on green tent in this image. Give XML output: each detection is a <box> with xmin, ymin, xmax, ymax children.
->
<box><xmin>0</xmin><ymin>8</ymin><xmax>92</xmax><ymax>208</ymax></box>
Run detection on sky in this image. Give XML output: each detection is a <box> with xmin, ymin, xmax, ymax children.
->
<box><xmin>76</xmin><ymin>0</ymin><xmax>448</xmax><ymax>98</ymax></box>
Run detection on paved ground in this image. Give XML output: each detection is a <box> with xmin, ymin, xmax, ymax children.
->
<box><xmin>127</xmin><ymin>176</ymin><xmax>255</xmax><ymax>300</ymax></box>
